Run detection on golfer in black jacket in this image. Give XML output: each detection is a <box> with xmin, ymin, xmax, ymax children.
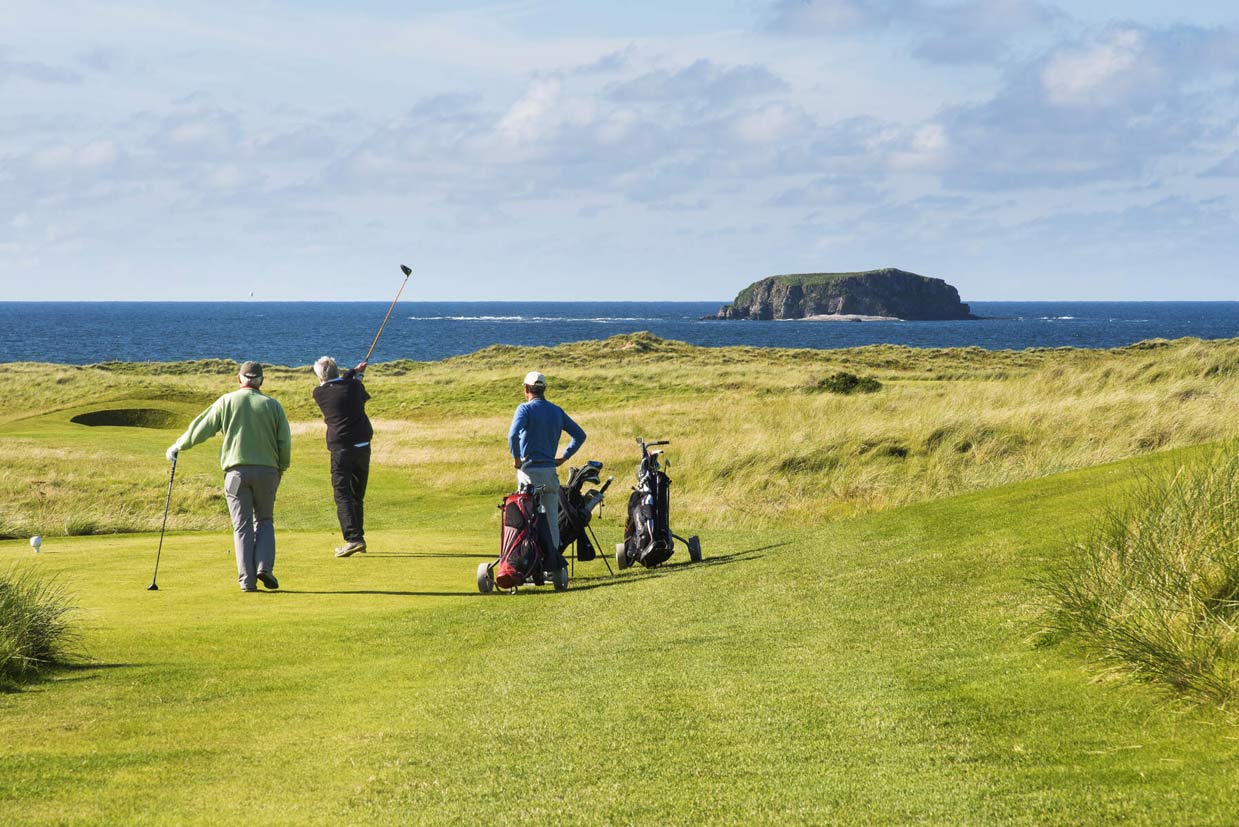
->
<box><xmin>313</xmin><ymin>357</ymin><xmax>373</xmax><ymax>557</ymax></box>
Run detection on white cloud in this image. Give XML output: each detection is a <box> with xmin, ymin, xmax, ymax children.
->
<box><xmin>1041</xmin><ymin>28</ymin><xmax>1145</xmax><ymax>106</ymax></box>
<box><xmin>1</xmin><ymin>0</ymin><xmax>1237</xmax><ymax>301</ymax></box>
<box><xmin>727</xmin><ymin>102</ymin><xmax>811</xmax><ymax>145</ymax></box>
<box><xmin>933</xmin><ymin>24</ymin><xmax>1239</xmax><ymax>190</ymax></box>
<box><xmin>767</xmin><ymin>0</ymin><xmax>1061</xmax><ymax>64</ymax></box>
<box><xmin>0</xmin><ymin>44</ymin><xmax>82</xmax><ymax>85</ymax></box>
<box><xmin>497</xmin><ymin>78</ymin><xmax>567</xmax><ymax>144</ymax></box>
<box><xmin>609</xmin><ymin>60</ymin><xmax>787</xmax><ymax>105</ymax></box>
<box><xmin>28</xmin><ymin>140</ymin><xmax>120</xmax><ymax>172</ymax></box>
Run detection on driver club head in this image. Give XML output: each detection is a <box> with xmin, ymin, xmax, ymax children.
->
<box><xmin>400</xmin><ymin>264</ymin><xmax>411</xmax><ymax>276</ymax></box>
<box><xmin>146</xmin><ymin>583</ymin><xmax>159</xmax><ymax>591</ymax></box>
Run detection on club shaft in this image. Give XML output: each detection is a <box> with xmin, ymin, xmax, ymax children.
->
<box><xmin>364</xmin><ymin>271</ymin><xmax>412</xmax><ymax>363</ymax></box>
<box><xmin>150</xmin><ymin>457</ymin><xmax>176</xmax><ymax>586</ymax></box>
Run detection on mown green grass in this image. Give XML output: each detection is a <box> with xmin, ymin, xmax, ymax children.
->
<box><xmin>2</xmin><ymin>450</ymin><xmax>1238</xmax><ymax>824</ymax></box>
<box><xmin>4</xmin><ymin>336</ymin><xmax>1239</xmax><ymax>824</ymax></box>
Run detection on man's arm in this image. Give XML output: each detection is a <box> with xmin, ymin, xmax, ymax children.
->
<box><xmin>344</xmin><ymin>362</ymin><xmax>372</xmax><ymax>402</ymax></box>
<box><xmin>342</xmin><ymin>360</ymin><xmax>367</xmax><ymax>382</ymax></box>
<box><xmin>170</xmin><ymin>399</ymin><xmax>224</xmax><ymax>454</ymax></box>
<box><xmin>276</xmin><ymin>405</ymin><xmax>292</xmax><ymax>472</ymax></box>
<box><xmin>558</xmin><ymin>411</ymin><xmax>586</xmax><ymax>464</ymax></box>
<box><xmin>508</xmin><ymin>405</ymin><xmax>526</xmax><ymax>468</ymax></box>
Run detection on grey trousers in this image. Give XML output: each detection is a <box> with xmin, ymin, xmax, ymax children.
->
<box><xmin>517</xmin><ymin>465</ymin><xmax>561</xmax><ymax>553</ymax></box>
<box><xmin>224</xmin><ymin>465</ymin><xmax>281</xmax><ymax>590</ymax></box>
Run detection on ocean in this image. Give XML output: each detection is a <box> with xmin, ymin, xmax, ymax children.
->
<box><xmin>2</xmin><ymin>301</ymin><xmax>1238</xmax><ymax>365</ymax></box>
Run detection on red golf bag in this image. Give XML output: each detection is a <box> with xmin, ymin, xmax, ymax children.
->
<box><xmin>495</xmin><ymin>490</ymin><xmax>544</xmax><ymax>589</ymax></box>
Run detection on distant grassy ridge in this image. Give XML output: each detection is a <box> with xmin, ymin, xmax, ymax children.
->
<box><xmin>3</xmin><ymin>332</ymin><xmax>1239</xmax><ymax>539</ymax></box>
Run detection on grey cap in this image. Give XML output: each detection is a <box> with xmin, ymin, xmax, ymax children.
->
<box><xmin>239</xmin><ymin>361</ymin><xmax>264</xmax><ymax>379</ymax></box>
<box><xmin>523</xmin><ymin>370</ymin><xmax>546</xmax><ymax>388</ymax></box>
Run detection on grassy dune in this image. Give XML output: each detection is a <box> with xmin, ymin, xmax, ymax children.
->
<box><xmin>3</xmin><ymin>334</ymin><xmax>1239</xmax><ymax>824</ymax></box>
<box><xmin>4</xmin><ymin>333</ymin><xmax>1239</xmax><ymax>539</ymax></box>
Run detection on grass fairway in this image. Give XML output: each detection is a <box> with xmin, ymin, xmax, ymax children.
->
<box><xmin>4</xmin><ymin>456</ymin><xmax>1239</xmax><ymax>825</ymax></box>
<box><xmin>4</xmin><ymin>338</ymin><xmax>1239</xmax><ymax>824</ymax></box>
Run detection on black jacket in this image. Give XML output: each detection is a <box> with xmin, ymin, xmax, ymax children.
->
<box><xmin>313</xmin><ymin>369</ymin><xmax>374</xmax><ymax>450</ymax></box>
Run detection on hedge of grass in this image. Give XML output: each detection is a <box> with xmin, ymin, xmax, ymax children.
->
<box><xmin>1040</xmin><ymin>446</ymin><xmax>1239</xmax><ymax>707</ymax></box>
<box><xmin>0</xmin><ymin>567</ymin><xmax>78</xmax><ymax>690</ymax></box>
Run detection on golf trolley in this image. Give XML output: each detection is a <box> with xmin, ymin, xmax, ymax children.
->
<box><xmin>478</xmin><ymin>482</ymin><xmax>565</xmax><ymax>594</ymax></box>
<box><xmin>477</xmin><ymin>460</ymin><xmax>614</xmax><ymax>594</ymax></box>
<box><xmin>616</xmin><ymin>438</ymin><xmax>702</xmax><ymax>569</ymax></box>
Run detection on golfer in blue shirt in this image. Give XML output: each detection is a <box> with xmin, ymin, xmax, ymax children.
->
<box><xmin>508</xmin><ymin>370</ymin><xmax>586</xmax><ymax>554</ymax></box>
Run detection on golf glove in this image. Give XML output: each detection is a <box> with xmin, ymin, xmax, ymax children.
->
<box><xmin>165</xmin><ymin>445</ymin><xmax>179</xmax><ymax>462</ymax></box>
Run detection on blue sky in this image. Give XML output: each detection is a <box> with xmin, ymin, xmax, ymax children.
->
<box><xmin>2</xmin><ymin>1</ymin><xmax>1238</xmax><ymax>301</ymax></box>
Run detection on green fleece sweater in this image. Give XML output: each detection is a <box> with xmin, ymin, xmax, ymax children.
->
<box><xmin>173</xmin><ymin>388</ymin><xmax>292</xmax><ymax>471</ymax></box>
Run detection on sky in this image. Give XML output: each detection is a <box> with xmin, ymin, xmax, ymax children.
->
<box><xmin>2</xmin><ymin>0</ymin><xmax>1238</xmax><ymax>302</ymax></box>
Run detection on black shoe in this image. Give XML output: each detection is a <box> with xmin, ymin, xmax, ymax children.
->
<box><xmin>241</xmin><ymin>587</ymin><xmax>258</xmax><ymax>592</ymax></box>
<box><xmin>257</xmin><ymin>572</ymin><xmax>279</xmax><ymax>590</ymax></box>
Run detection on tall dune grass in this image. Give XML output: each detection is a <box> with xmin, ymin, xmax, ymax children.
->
<box><xmin>1039</xmin><ymin>446</ymin><xmax>1239</xmax><ymax>707</ymax></box>
<box><xmin>5</xmin><ymin>334</ymin><xmax>1239</xmax><ymax>536</ymax></box>
<box><xmin>0</xmin><ymin>567</ymin><xmax>79</xmax><ymax>690</ymax></box>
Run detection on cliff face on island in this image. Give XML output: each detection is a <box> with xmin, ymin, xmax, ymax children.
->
<box><xmin>709</xmin><ymin>268</ymin><xmax>974</xmax><ymax>321</ymax></box>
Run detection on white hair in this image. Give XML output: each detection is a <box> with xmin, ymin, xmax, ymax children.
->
<box><xmin>314</xmin><ymin>356</ymin><xmax>340</xmax><ymax>383</ymax></box>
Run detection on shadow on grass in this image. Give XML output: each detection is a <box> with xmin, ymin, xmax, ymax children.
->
<box><xmin>361</xmin><ymin>552</ymin><xmax>494</xmax><ymax>559</ymax></box>
<box><xmin>278</xmin><ymin>542</ymin><xmax>789</xmax><ymax>598</ymax></box>
<box><xmin>1</xmin><ymin>661</ymin><xmax>139</xmax><ymax>693</ymax></box>
<box><xmin>278</xmin><ymin>589</ymin><xmax>477</xmax><ymax>597</ymax></box>
<box><xmin>557</xmin><ymin>541</ymin><xmax>791</xmax><ymax>594</ymax></box>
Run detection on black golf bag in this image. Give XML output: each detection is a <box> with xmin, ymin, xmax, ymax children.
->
<box><xmin>619</xmin><ymin>438</ymin><xmax>701</xmax><ymax>569</ymax></box>
<box><xmin>624</xmin><ymin>467</ymin><xmax>673</xmax><ymax>567</ymax></box>
<box><xmin>557</xmin><ymin>460</ymin><xmax>612</xmax><ymax>561</ymax></box>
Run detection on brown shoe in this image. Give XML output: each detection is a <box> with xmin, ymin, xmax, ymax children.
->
<box><xmin>335</xmin><ymin>541</ymin><xmax>367</xmax><ymax>558</ymax></box>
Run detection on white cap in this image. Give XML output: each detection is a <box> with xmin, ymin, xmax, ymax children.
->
<box><xmin>523</xmin><ymin>371</ymin><xmax>546</xmax><ymax>388</ymax></box>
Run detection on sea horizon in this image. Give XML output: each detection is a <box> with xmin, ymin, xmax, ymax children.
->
<box><xmin>4</xmin><ymin>300</ymin><xmax>1239</xmax><ymax>365</ymax></box>
<box><xmin>5</xmin><ymin>298</ymin><xmax>1239</xmax><ymax>304</ymax></box>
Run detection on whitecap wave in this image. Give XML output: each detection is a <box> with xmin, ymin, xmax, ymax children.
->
<box><xmin>411</xmin><ymin>315</ymin><xmax>658</xmax><ymax>323</ymax></box>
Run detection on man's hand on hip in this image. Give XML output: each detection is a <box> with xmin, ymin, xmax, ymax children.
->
<box><xmin>513</xmin><ymin>457</ymin><xmax>522</xmax><ymax>470</ymax></box>
<box><xmin>555</xmin><ymin>456</ymin><xmax>567</xmax><ymax>467</ymax></box>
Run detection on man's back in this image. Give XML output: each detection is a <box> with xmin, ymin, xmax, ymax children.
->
<box><xmin>313</xmin><ymin>372</ymin><xmax>373</xmax><ymax>449</ymax></box>
<box><xmin>179</xmin><ymin>388</ymin><xmax>291</xmax><ymax>471</ymax></box>
<box><xmin>509</xmin><ymin>397</ymin><xmax>585</xmax><ymax>467</ymax></box>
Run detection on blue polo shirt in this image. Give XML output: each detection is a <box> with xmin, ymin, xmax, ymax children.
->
<box><xmin>508</xmin><ymin>397</ymin><xmax>586</xmax><ymax>469</ymax></box>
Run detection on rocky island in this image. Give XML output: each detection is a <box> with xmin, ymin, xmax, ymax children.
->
<box><xmin>706</xmin><ymin>268</ymin><xmax>975</xmax><ymax>321</ymax></box>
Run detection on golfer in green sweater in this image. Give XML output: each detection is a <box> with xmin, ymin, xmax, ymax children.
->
<box><xmin>166</xmin><ymin>361</ymin><xmax>292</xmax><ymax>592</ymax></box>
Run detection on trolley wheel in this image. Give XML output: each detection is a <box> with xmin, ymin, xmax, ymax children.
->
<box><xmin>477</xmin><ymin>562</ymin><xmax>494</xmax><ymax>594</ymax></box>
<box><xmin>616</xmin><ymin>543</ymin><xmax>630</xmax><ymax>570</ymax></box>
<box><xmin>687</xmin><ymin>535</ymin><xmax>702</xmax><ymax>563</ymax></box>
<box><xmin>552</xmin><ymin>566</ymin><xmax>569</xmax><ymax>591</ymax></box>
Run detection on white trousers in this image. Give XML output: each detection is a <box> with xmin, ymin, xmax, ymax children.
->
<box><xmin>517</xmin><ymin>465</ymin><xmax>561</xmax><ymax>553</ymax></box>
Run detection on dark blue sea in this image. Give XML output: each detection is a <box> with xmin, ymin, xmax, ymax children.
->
<box><xmin>2</xmin><ymin>302</ymin><xmax>1238</xmax><ymax>365</ymax></box>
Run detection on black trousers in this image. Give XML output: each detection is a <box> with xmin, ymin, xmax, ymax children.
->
<box><xmin>330</xmin><ymin>444</ymin><xmax>370</xmax><ymax>542</ymax></box>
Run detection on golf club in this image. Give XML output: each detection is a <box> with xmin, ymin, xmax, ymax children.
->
<box><xmin>147</xmin><ymin>455</ymin><xmax>177</xmax><ymax>591</ymax></box>
<box><xmin>363</xmin><ymin>264</ymin><xmax>413</xmax><ymax>364</ymax></box>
